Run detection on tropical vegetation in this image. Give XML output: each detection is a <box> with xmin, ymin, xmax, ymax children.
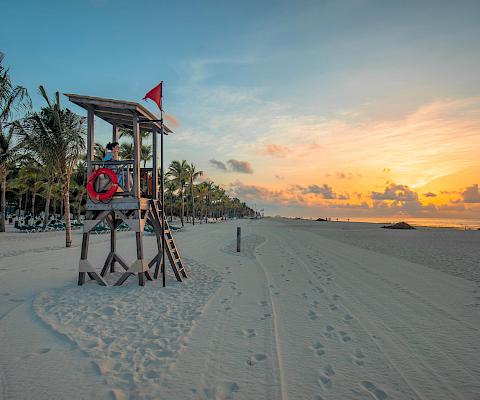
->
<box><xmin>0</xmin><ymin>53</ymin><xmax>255</xmax><ymax>241</ymax></box>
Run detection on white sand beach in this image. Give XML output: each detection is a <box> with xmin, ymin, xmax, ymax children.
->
<box><xmin>1</xmin><ymin>218</ymin><xmax>480</xmax><ymax>400</ymax></box>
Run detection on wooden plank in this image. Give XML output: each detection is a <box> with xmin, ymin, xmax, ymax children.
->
<box><xmin>114</xmin><ymin>272</ymin><xmax>134</xmax><ymax>286</ymax></box>
<box><xmin>112</xmin><ymin>124</ymin><xmax>118</xmax><ymax>143</ymax></box>
<box><xmin>86</xmin><ymin>199</ymin><xmax>140</xmax><ymax>211</ymax></box>
<box><xmin>113</xmin><ymin>253</ymin><xmax>129</xmax><ymax>271</ymax></box>
<box><xmin>87</xmin><ymin>107</ymin><xmax>94</xmax><ymax>177</ymax></box>
<box><xmin>100</xmin><ymin>252</ymin><xmax>114</xmax><ymax>276</ymax></box>
<box><xmin>110</xmin><ymin>220</ymin><xmax>116</xmax><ymax>273</ymax></box>
<box><xmin>152</xmin><ymin>128</ymin><xmax>158</xmax><ymax>200</ymax></box>
<box><xmin>133</xmin><ymin>114</ymin><xmax>141</xmax><ymax>198</ymax></box>
<box><xmin>64</xmin><ymin>93</ymin><xmax>173</xmax><ymax>133</ymax></box>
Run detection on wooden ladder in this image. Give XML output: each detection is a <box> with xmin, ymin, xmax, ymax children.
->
<box><xmin>149</xmin><ymin>200</ymin><xmax>187</xmax><ymax>281</ymax></box>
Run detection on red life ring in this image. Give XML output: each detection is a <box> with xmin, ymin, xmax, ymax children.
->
<box><xmin>86</xmin><ymin>168</ymin><xmax>119</xmax><ymax>202</ymax></box>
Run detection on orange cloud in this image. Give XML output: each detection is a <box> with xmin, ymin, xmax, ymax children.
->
<box><xmin>263</xmin><ymin>143</ymin><xmax>290</xmax><ymax>158</ymax></box>
<box><xmin>164</xmin><ymin>113</ymin><xmax>180</xmax><ymax>129</ymax></box>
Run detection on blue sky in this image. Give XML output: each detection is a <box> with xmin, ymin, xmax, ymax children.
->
<box><xmin>1</xmin><ymin>0</ymin><xmax>480</xmax><ymax>218</ymax></box>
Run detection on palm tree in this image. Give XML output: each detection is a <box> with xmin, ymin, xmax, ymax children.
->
<box><xmin>17</xmin><ymin>164</ymin><xmax>44</xmax><ymax>217</ymax></box>
<box><xmin>94</xmin><ymin>142</ymin><xmax>106</xmax><ymax>160</ymax></box>
<box><xmin>185</xmin><ymin>163</ymin><xmax>203</xmax><ymax>225</ymax></box>
<box><xmin>0</xmin><ymin>53</ymin><xmax>31</xmax><ymax>231</ymax></box>
<box><xmin>119</xmin><ymin>129</ymin><xmax>151</xmax><ymax>166</ymax></box>
<box><xmin>141</xmin><ymin>144</ymin><xmax>152</xmax><ymax>167</ymax></box>
<box><xmin>0</xmin><ymin>126</ymin><xmax>23</xmax><ymax>231</ymax></box>
<box><xmin>120</xmin><ymin>142</ymin><xmax>134</xmax><ymax>159</ymax></box>
<box><xmin>119</xmin><ymin>127</ymin><xmax>149</xmax><ymax>145</ymax></box>
<box><xmin>18</xmin><ymin>86</ymin><xmax>85</xmax><ymax>246</ymax></box>
<box><xmin>165</xmin><ymin>179</ymin><xmax>177</xmax><ymax>222</ymax></box>
<box><xmin>167</xmin><ymin>160</ymin><xmax>188</xmax><ymax>226</ymax></box>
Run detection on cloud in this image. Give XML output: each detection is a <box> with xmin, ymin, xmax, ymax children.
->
<box><xmin>263</xmin><ymin>144</ymin><xmax>290</xmax><ymax>158</ymax></box>
<box><xmin>288</xmin><ymin>184</ymin><xmax>337</xmax><ymax>199</ymax></box>
<box><xmin>371</xmin><ymin>183</ymin><xmax>418</xmax><ymax>202</ymax></box>
<box><xmin>423</xmin><ymin>192</ymin><xmax>437</xmax><ymax>197</ymax></box>
<box><xmin>462</xmin><ymin>184</ymin><xmax>480</xmax><ymax>203</ymax></box>
<box><xmin>303</xmin><ymin>184</ymin><xmax>336</xmax><ymax>199</ymax></box>
<box><xmin>335</xmin><ymin>171</ymin><xmax>359</xmax><ymax>180</ymax></box>
<box><xmin>209</xmin><ymin>158</ymin><xmax>254</xmax><ymax>174</ymax></box>
<box><xmin>329</xmin><ymin>202</ymin><xmax>370</xmax><ymax>209</ymax></box>
<box><xmin>164</xmin><ymin>113</ymin><xmax>181</xmax><ymax>129</ymax></box>
<box><xmin>227</xmin><ymin>159</ymin><xmax>253</xmax><ymax>174</ymax></box>
<box><xmin>229</xmin><ymin>180</ymin><xmax>285</xmax><ymax>202</ymax></box>
<box><xmin>210</xmin><ymin>159</ymin><xmax>227</xmax><ymax>171</ymax></box>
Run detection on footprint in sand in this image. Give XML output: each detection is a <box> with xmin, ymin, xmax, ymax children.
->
<box><xmin>258</xmin><ymin>300</ymin><xmax>268</xmax><ymax>306</ymax></box>
<box><xmin>241</xmin><ymin>328</ymin><xmax>257</xmax><ymax>338</ymax></box>
<box><xmin>260</xmin><ymin>313</ymin><xmax>271</xmax><ymax>320</ymax></box>
<box><xmin>307</xmin><ymin>310</ymin><xmax>318</xmax><ymax>320</ymax></box>
<box><xmin>352</xmin><ymin>349</ymin><xmax>365</xmax><ymax>366</ymax></box>
<box><xmin>343</xmin><ymin>314</ymin><xmax>353</xmax><ymax>323</ymax></box>
<box><xmin>318</xmin><ymin>372</ymin><xmax>333</xmax><ymax>390</ymax></box>
<box><xmin>339</xmin><ymin>331</ymin><xmax>352</xmax><ymax>342</ymax></box>
<box><xmin>203</xmin><ymin>382</ymin><xmax>239</xmax><ymax>400</ymax></box>
<box><xmin>360</xmin><ymin>381</ymin><xmax>388</xmax><ymax>400</ymax></box>
<box><xmin>324</xmin><ymin>325</ymin><xmax>337</xmax><ymax>339</ymax></box>
<box><xmin>247</xmin><ymin>353</ymin><xmax>268</xmax><ymax>366</ymax></box>
<box><xmin>323</xmin><ymin>364</ymin><xmax>335</xmax><ymax>377</ymax></box>
<box><xmin>311</xmin><ymin>341</ymin><xmax>325</xmax><ymax>357</ymax></box>
<box><xmin>21</xmin><ymin>348</ymin><xmax>51</xmax><ymax>360</ymax></box>
<box><xmin>9</xmin><ymin>298</ymin><xmax>25</xmax><ymax>303</ymax></box>
<box><xmin>328</xmin><ymin>303</ymin><xmax>338</xmax><ymax>311</ymax></box>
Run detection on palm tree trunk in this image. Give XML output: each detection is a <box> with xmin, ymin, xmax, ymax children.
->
<box><xmin>17</xmin><ymin>192</ymin><xmax>21</xmax><ymax>214</ymax></box>
<box><xmin>31</xmin><ymin>192</ymin><xmax>36</xmax><ymax>217</ymax></box>
<box><xmin>63</xmin><ymin>179</ymin><xmax>72</xmax><ymax>247</ymax></box>
<box><xmin>23</xmin><ymin>192</ymin><xmax>28</xmax><ymax>215</ymax></box>
<box><xmin>180</xmin><ymin>185</ymin><xmax>185</xmax><ymax>227</ymax></box>
<box><xmin>191</xmin><ymin>182</ymin><xmax>195</xmax><ymax>226</ymax></box>
<box><xmin>44</xmin><ymin>177</ymin><xmax>53</xmax><ymax>227</ymax></box>
<box><xmin>77</xmin><ymin>192</ymin><xmax>83</xmax><ymax>222</ymax></box>
<box><xmin>0</xmin><ymin>175</ymin><xmax>6</xmax><ymax>232</ymax></box>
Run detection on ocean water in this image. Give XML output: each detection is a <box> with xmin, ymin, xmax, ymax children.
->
<box><xmin>344</xmin><ymin>217</ymin><xmax>480</xmax><ymax>230</ymax></box>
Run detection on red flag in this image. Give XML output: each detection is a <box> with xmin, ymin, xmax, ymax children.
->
<box><xmin>143</xmin><ymin>81</ymin><xmax>163</xmax><ymax>110</ymax></box>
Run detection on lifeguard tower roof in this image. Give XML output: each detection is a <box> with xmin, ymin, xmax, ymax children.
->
<box><xmin>64</xmin><ymin>93</ymin><xmax>172</xmax><ymax>134</ymax></box>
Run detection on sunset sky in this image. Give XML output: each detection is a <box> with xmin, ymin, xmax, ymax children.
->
<box><xmin>1</xmin><ymin>0</ymin><xmax>479</xmax><ymax>220</ymax></box>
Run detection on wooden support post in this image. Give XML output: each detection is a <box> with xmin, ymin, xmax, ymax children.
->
<box><xmin>112</xmin><ymin>124</ymin><xmax>118</xmax><ymax>143</ymax></box>
<box><xmin>133</xmin><ymin>115</ymin><xmax>141</xmax><ymax>198</ymax></box>
<box><xmin>161</xmin><ymin>119</ymin><xmax>166</xmax><ymax>287</ymax></box>
<box><xmin>152</xmin><ymin>129</ymin><xmax>158</xmax><ymax>200</ymax></box>
<box><xmin>110</xmin><ymin>220</ymin><xmax>116</xmax><ymax>273</ymax></box>
<box><xmin>237</xmin><ymin>227</ymin><xmax>241</xmax><ymax>252</ymax></box>
<box><xmin>136</xmin><ymin>230</ymin><xmax>145</xmax><ymax>286</ymax></box>
<box><xmin>86</xmin><ymin>107</ymin><xmax>94</xmax><ymax>177</ymax></box>
<box><xmin>78</xmin><ymin>232</ymin><xmax>90</xmax><ymax>285</ymax></box>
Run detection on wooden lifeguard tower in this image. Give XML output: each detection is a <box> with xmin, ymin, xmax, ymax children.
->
<box><xmin>65</xmin><ymin>94</ymin><xmax>187</xmax><ymax>286</ymax></box>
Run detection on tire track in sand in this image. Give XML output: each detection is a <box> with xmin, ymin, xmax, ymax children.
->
<box><xmin>253</xmin><ymin>235</ymin><xmax>289</xmax><ymax>400</ymax></box>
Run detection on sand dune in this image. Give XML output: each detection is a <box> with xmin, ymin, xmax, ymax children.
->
<box><xmin>1</xmin><ymin>218</ymin><xmax>479</xmax><ymax>399</ymax></box>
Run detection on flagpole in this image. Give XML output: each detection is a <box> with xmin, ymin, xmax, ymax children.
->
<box><xmin>160</xmin><ymin>83</ymin><xmax>166</xmax><ymax>288</ymax></box>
